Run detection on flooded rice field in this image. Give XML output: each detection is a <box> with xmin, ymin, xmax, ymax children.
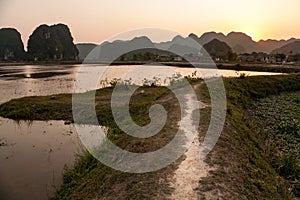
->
<box><xmin>0</xmin><ymin>64</ymin><xmax>281</xmax><ymax>199</ymax></box>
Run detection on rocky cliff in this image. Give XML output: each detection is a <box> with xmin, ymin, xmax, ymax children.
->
<box><xmin>27</xmin><ymin>24</ymin><xmax>78</xmax><ymax>61</ymax></box>
<box><xmin>0</xmin><ymin>28</ymin><xmax>25</xmax><ymax>61</ymax></box>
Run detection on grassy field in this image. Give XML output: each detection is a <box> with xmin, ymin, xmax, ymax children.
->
<box><xmin>0</xmin><ymin>74</ymin><xmax>300</xmax><ymax>199</ymax></box>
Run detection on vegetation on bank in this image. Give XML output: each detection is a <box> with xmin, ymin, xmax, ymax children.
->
<box><xmin>250</xmin><ymin>92</ymin><xmax>300</xmax><ymax>197</ymax></box>
<box><xmin>0</xmin><ymin>74</ymin><xmax>300</xmax><ymax>199</ymax></box>
<box><xmin>197</xmin><ymin>74</ymin><xmax>300</xmax><ymax>199</ymax></box>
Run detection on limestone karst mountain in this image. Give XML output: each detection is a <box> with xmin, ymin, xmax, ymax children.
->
<box><xmin>27</xmin><ymin>24</ymin><xmax>79</xmax><ymax>61</ymax></box>
<box><xmin>258</xmin><ymin>38</ymin><xmax>299</xmax><ymax>53</ymax></box>
<box><xmin>0</xmin><ymin>28</ymin><xmax>26</xmax><ymax>61</ymax></box>
<box><xmin>271</xmin><ymin>41</ymin><xmax>300</xmax><ymax>54</ymax></box>
<box><xmin>76</xmin><ymin>43</ymin><xmax>97</xmax><ymax>60</ymax></box>
<box><xmin>202</xmin><ymin>38</ymin><xmax>234</xmax><ymax>60</ymax></box>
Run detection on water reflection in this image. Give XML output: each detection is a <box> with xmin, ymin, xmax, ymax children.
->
<box><xmin>0</xmin><ymin>65</ymin><xmax>79</xmax><ymax>104</ymax></box>
<box><xmin>0</xmin><ymin>64</ymin><xmax>281</xmax><ymax>104</ymax></box>
<box><xmin>24</xmin><ymin>65</ymin><xmax>31</xmax><ymax>78</ymax></box>
<box><xmin>0</xmin><ymin>117</ymin><xmax>81</xmax><ymax>200</ymax></box>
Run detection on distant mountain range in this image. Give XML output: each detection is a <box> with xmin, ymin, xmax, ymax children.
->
<box><xmin>76</xmin><ymin>31</ymin><xmax>300</xmax><ymax>60</ymax></box>
<box><xmin>258</xmin><ymin>38</ymin><xmax>299</xmax><ymax>53</ymax></box>
<box><xmin>76</xmin><ymin>43</ymin><xmax>97</xmax><ymax>60</ymax></box>
<box><xmin>271</xmin><ymin>41</ymin><xmax>300</xmax><ymax>54</ymax></box>
<box><xmin>1</xmin><ymin>23</ymin><xmax>300</xmax><ymax>62</ymax></box>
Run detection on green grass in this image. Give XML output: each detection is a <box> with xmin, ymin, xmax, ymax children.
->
<box><xmin>0</xmin><ymin>86</ymin><xmax>167</xmax><ymax>123</ymax></box>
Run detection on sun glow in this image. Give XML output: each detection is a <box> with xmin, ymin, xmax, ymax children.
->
<box><xmin>246</xmin><ymin>32</ymin><xmax>255</xmax><ymax>40</ymax></box>
<box><xmin>241</xmin><ymin>30</ymin><xmax>260</xmax><ymax>41</ymax></box>
<box><xmin>0</xmin><ymin>0</ymin><xmax>300</xmax><ymax>44</ymax></box>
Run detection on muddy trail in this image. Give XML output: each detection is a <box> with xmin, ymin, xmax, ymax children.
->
<box><xmin>157</xmin><ymin>82</ymin><xmax>214</xmax><ymax>199</ymax></box>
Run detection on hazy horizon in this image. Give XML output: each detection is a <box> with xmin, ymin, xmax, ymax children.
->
<box><xmin>1</xmin><ymin>0</ymin><xmax>300</xmax><ymax>45</ymax></box>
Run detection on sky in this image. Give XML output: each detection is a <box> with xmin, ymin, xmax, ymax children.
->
<box><xmin>0</xmin><ymin>0</ymin><xmax>300</xmax><ymax>46</ymax></box>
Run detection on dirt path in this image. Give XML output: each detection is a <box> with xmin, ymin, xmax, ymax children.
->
<box><xmin>168</xmin><ymin>83</ymin><xmax>212</xmax><ymax>199</ymax></box>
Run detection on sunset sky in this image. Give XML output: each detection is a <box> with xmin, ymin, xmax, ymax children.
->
<box><xmin>0</xmin><ymin>0</ymin><xmax>300</xmax><ymax>46</ymax></box>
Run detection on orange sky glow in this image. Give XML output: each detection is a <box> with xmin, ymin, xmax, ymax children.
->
<box><xmin>0</xmin><ymin>0</ymin><xmax>300</xmax><ymax>45</ymax></box>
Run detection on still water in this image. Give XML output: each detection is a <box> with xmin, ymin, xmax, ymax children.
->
<box><xmin>0</xmin><ymin>118</ymin><xmax>80</xmax><ymax>200</ymax></box>
<box><xmin>0</xmin><ymin>64</ymin><xmax>281</xmax><ymax>199</ymax></box>
<box><xmin>0</xmin><ymin>64</ymin><xmax>281</xmax><ymax>104</ymax></box>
